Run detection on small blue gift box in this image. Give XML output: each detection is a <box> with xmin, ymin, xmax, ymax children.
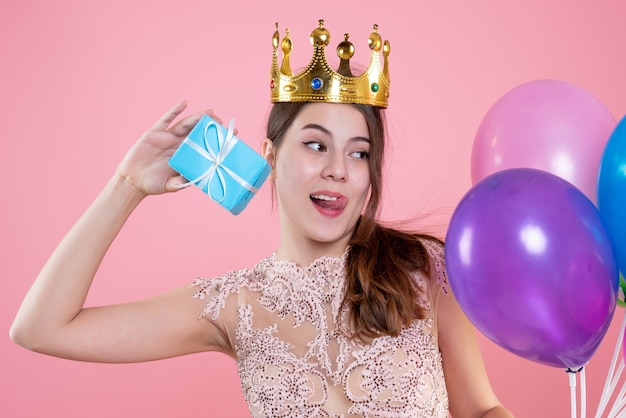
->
<box><xmin>168</xmin><ymin>115</ymin><xmax>271</xmax><ymax>215</ymax></box>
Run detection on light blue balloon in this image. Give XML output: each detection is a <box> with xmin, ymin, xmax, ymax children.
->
<box><xmin>598</xmin><ymin>115</ymin><xmax>626</xmax><ymax>275</ymax></box>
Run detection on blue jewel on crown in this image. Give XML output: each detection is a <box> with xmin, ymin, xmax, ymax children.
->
<box><xmin>311</xmin><ymin>77</ymin><xmax>324</xmax><ymax>90</ymax></box>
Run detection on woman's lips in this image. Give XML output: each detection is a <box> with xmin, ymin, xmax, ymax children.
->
<box><xmin>310</xmin><ymin>192</ymin><xmax>347</xmax><ymax>217</ymax></box>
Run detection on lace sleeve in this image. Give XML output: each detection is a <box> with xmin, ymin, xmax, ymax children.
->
<box><xmin>420</xmin><ymin>238</ymin><xmax>450</xmax><ymax>295</ymax></box>
<box><xmin>190</xmin><ymin>268</ymin><xmax>252</xmax><ymax>321</ymax></box>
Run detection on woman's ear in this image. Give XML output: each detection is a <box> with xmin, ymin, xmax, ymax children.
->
<box><xmin>261</xmin><ymin>139</ymin><xmax>276</xmax><ymax>178</ymax></box>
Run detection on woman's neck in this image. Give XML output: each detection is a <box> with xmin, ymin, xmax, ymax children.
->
<box><xmin>274</xmin><ymin>236</ymin><xmax>350</xmax><ymax>267</ymax></box>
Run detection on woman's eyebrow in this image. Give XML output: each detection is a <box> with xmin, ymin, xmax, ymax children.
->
<box><xmin>301</xmin><ymin>123</ymin><xmax>331</xmax><ymax>135</ymax></box>
<box><xmin>301</xmin><ymin>123</ymin><xmax>370</xmax><ymax>143</ymax></box>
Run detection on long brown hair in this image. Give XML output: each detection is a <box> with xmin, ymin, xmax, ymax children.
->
<box><xmin>266</xmin><ymin>102</ymin><xmax>437</xmax><ymax>340</ymax></box>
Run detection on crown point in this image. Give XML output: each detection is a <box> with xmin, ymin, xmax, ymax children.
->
<box><xmin>281</xmin><ymin>30</ymin><xmax>292</xmax><ymax>54</ymax></box>
<box><xmin>383</xmin><ymin>40</ymin><xmax>391</xmax><ymax>82</ymax></box>
<box><xmin>311</xmin><ymin>19</ymin><xmax>330</xmax><ymax>47</ymax></box>
<box><xmin>273</xmin><ymin>23</ymin><xmax>280</xmax><ymax>50</ymax></box>
<box><xmin>280</xmin><ymin>28</ymin><xmax>293</xmax><ymax>76</ymax></box>
<box><xmin>368</xmin><ymin>31</ymin><xmax>382</xmax><ymax>51</ymax></box>
<box><xmin>311</xmin><ymin>27</ymin><xmax>330</xmax><ymax>47</ymax></box>
<box><xmin>337</xmin><ymin>33</ymin><xmax>355</xmax><ymax>60</ymax></box>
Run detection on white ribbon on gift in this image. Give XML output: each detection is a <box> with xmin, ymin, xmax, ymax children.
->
<box><xmin>177</xmin><ymin>118</ymin><xmax>259</xmax><ymax>203</ymax></box>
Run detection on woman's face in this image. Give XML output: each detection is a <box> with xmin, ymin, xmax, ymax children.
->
<box><xmin>264</xmin><ymin>103</ymin><xmax>371</xmax><ymax>260</ymax></box>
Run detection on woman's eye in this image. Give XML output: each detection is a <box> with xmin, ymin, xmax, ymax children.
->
<box><xmin>351</xmin><ymin>151</ymin><xmax>369</xmax><ymax>160</ymax></box>
<box><xmin>305</xmin><ymin>142</ymin><xmax>326</xmax><ymax>152</ymax></box>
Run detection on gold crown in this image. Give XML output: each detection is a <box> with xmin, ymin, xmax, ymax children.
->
<box><xmin>270</xmin><ymin>20</ymin><xmax>390</xmax><ymax>108</ymax></box>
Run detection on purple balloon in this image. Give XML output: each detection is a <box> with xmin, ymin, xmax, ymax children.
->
<box><xmin>446</xmin><ymin>168</ymin><xmax>618</xmax><ymax>369</ymax></box>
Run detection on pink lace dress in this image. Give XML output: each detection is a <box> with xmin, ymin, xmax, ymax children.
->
<box><xmin>192</xmin><ymin>239</ymin><xmax>449</xmax><ymax>417</ymax></box>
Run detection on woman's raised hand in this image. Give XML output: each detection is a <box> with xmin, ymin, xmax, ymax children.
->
<box><xmin>115</xmin><ymin>101</ymin><xmax>217</xmax><ymax>197</ymax></box>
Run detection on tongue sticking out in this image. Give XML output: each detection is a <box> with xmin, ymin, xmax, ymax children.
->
<box><xmin>311</xmin><ymin>195</ymin><xmax>347</xmax><ymax>210</ymax></box>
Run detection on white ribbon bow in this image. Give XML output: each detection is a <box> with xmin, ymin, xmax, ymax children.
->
<box><xmin>177</xmin><ymin>118</ymin><xmax>259</xmax><ymax>202</ymax></box>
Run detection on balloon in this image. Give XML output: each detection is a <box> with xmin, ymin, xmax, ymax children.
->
<box><xmin>618</xmin><ymin>274</ymin><xmax>626</xmax><ymax>308</ymax></box>
<box><xmin>471</xmin><ymin>79</ymin><xmax>616</xmax><ymax>203</ymax></box>
<box><xmin>598</xmin><ymin>115</ymin><xmax>626</xmax><ymax>276</ymax></box>
<box><xmin>446</xmin><ymin>168</ymin><xmax>618</xmax><ymax>369</ymax></box>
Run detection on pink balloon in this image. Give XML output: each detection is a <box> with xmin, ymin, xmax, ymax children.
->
<box><xmin>471</xmin><ymin>79</ymin><xmax>616</xmax><ymax>203</ymax></box>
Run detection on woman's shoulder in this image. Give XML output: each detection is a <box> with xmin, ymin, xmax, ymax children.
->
<box><xmin>417</xmin><ymin>236</ymin><xmax>449</xmax><ymax>294</ymax></box>
<box><xmin>189</xmin><ymin>254</ymin><xmax>275</xmax><ymax>319</ymax></box>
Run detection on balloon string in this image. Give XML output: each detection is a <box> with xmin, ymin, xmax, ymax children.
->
<box><xmin>615</xmin><ymin>399</ymin><xmax>626</xmax><ymax>418</ymax></box>
<box><xmin>582</xmin><ymin>367</ymin><xmax>587</xmax><ymax>418</ymax></box>
<box><xmin>601</xmin><ymin>362</ymin><xmax>626</xmax><ymax>418</ymax></box>
<box><xmin>607</xmin><ymin>378</ymin><xmax>626</xmax><ymax>418</ymax></box>
<box><xmin>570</xmin><ymin>370</ymin><xmax>578</xmax><ymax>418</ymax></box>
<box><xmin>596</xmin><ymin>313</ymin><xmax>626</xmax><ymax>418</ymax></box>
<box><xmin>567</xmin><ymin>367</ymin><xmax>585</xmax><ymax>418</ymax></box>
<box><xmin>615</xmin><ymin>405</ymin><xmax>626</xmax><ymax>418</ymax></box>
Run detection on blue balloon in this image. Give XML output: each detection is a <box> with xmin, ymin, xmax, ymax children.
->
<box><xmin>598</xmin><ymin>115</ymin><xmax>626</xmax><ymax>275</ymax></box>
<box><xmin>446</xmin><ymin>168</ymin><xmax>618</xmax><ymax>369</ymax></box>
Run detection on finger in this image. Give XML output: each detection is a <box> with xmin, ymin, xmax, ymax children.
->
<box><xmin>169</xmin><ymin>109</ymin><xmax>216</xmax><ymax>138</ymax></box>
<box><xmin>150</xmin><ymin>101</ymin><xmax>188</xmax><ymax>131</ymax></box>
<box><xmin>210</xmin><ymin>114</ymin><xmax>223</xmax><ymax>125</ymax></box>
<box><xmin>169</xmin><ymin>112</ymin><xmax>238</xmax><ymax>139</ymax></box>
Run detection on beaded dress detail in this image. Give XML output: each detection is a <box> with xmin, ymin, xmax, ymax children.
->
<box><xmin>192</xmin><ymin>239</ymin><xmax>449</xmax><ymax>417</ymax></box>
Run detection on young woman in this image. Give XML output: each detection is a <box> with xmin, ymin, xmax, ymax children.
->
<box><xmin>11</xmin><ymin>21</ymin><xmax>513</xmax><ymax>417</ymax></box>
<box><xmin>10</xmin><ymin>99</ymin><xmax>512</xmax><ymax>417</ymax></box>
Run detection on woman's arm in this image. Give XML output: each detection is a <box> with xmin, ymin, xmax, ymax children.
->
<box><xmin>10</xmin><ymin>102</ymin><xmax>231</xmax><ymax>362</ymax></box>
<box><xmin>437</xmin><ymin>284</ymin><xmax>514</xmax><ymax>417</ymax></box>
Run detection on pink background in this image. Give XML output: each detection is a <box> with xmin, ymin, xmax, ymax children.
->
<box><xmin>2</xmin><ymin>1</ymin><xmax>626</xmax><ymax>416</ymax></box>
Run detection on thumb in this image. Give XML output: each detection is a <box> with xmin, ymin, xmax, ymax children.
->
<box><xmin>165</xmin><ymin>175</ymin><xmax>190</xmax><ymax>192</ymax></box>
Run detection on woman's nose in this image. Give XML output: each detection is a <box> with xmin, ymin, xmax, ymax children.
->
<box><xmin>321</xmin><ymin>152</ymin><xmax>348</xmax><ymax>181</ymax></box>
